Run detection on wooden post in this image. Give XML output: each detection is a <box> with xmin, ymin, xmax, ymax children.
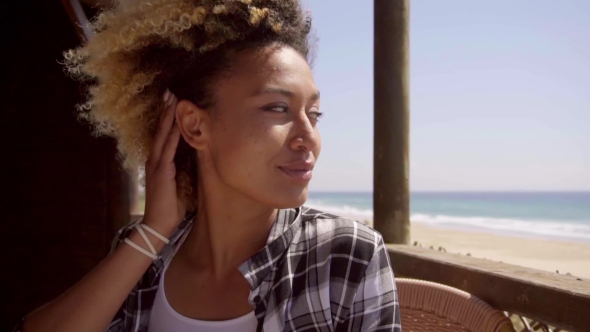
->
<box><xmin>373</xmin><ymin>0</ymin><xmax>410</xmax><ymax>244</ymax></box>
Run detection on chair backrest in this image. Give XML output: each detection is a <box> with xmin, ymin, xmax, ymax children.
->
<box><xmin>396</xmin><ymin>278</ymin><xmax>515</xmax><ymax>332</ymax></box>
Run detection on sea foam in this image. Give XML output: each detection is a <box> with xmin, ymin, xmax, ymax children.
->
<box><xmin>305</xmin><ymin>200</ymin><xmax>590</xmax><ymax>242</ymax></box>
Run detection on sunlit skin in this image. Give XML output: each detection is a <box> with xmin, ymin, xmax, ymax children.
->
<box><xmin>164</xmin><ymin>44</ymin><xmax>322</xmax><ymax>320</ymax></box>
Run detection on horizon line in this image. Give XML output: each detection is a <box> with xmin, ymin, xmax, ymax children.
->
<box><xmin>309</xmin><ymin>190</ymin><xmax>590</xmax><ymax>193</ymax></box>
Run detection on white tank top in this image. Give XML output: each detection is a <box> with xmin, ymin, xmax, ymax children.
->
<box><xmin>148</xmin><ymin>263</ymin><xmax>258</xmax><ymax>332</ymax></box>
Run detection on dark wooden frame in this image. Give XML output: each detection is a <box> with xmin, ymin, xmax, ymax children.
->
<box><xmin>60</xmin><ymin>0</ymin><xmax>136</xmax><ymax>229</ymax></box>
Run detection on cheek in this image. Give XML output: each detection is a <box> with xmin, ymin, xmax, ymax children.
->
<box><xmin>213</xmin><ymin>118</ymin><xmax>288</xmax><ymax>182</ymax></box>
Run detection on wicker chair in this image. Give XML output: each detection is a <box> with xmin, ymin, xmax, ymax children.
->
<box><xmin>397</xmin><ymin>278</ymin><xmax>516</xmax><ymax>332</ymax></box>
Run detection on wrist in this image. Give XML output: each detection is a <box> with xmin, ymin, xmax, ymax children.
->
<box><xmin>126</xmin><ymin>218</ymin><xmax>176</xmax><ymax>257</ymax></box>
<box><xmin>127</xmin><ymin>229</ymin><xmax>168</xmax><ymax>256</ymax></box>
<box><xmin>141</xmin><ymin>216</ymin><xmax>177</xmax><ymax>239</ymax></box>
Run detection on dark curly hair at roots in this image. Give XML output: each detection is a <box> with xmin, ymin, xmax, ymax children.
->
<box><xmin>62</xmin><ymin>0</ymin><xmax>315</xmax><ymax>211</ymax></box>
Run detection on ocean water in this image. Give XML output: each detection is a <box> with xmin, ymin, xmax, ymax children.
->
<box><xmin>306</xmin><ymin>192</ymin><xmax>590</xmax><ymax>242</ymax></box>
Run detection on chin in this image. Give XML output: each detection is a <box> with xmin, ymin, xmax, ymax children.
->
<box><xmin>266</xmin><ymin>186</ymin><xmax>309</xmax><ymax>209</ymax></box>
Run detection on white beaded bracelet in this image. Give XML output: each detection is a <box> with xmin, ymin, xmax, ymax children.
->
<box><xmin>124</xmin><ymin>238</ymin><xmax>158</xmax><ymax>260</ymax></box>
<box><xmin>123</xmin><ymin>223</ymin><xmax>170</xmax><ymax>260</ymax></box>
<box><xmin>140</xmin><ymin>224</ymin><xmax>170</xmax><ymax>244</ymax></box>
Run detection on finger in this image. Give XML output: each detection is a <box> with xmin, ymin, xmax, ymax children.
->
<box><xmin>150</xmin><ymin>93</ymin><xmax>173</xmax><ymax>163</ymax></box>
<box><xmin>163</xmin><ymin>89</ymin><xmax>170</xmax><ymax>104</ymax></box>
<box><xmin>161</xmin><ymin>122</ymin><xmax>182</xmax><ymax>164</ymax></box>
<box><xmin>150</xmin><ymin>93</ymin><xmax>178</xmax><ymax>164</ymax></box>
<box><xmin>158</xmin><ymin>90</ymin><xmax>171</xmax><ymax>122</ymax></box>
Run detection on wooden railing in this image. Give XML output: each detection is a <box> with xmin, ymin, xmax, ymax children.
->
<box><xmin>388</xmin><ymin>245</ymin><xmax>590</xmax><ymax>332</ymax></box>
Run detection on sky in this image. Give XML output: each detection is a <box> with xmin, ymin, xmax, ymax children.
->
<box><xmin>302</xmin><ymin>0</ymin><xmax>590</xmax><ymax>192</ymax></box>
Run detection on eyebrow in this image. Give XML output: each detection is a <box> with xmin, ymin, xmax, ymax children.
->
<box><xmin>254</xmin><ymin>87</ymin><xmax>320</xmax><ymax>100</ymax></box>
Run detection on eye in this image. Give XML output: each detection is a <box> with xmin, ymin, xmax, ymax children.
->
<box><xmin>263</xmin><ymin>104</ymin><xmax>288</xmax><ymax>113</ymax></box>
<box><xmin>309</xmin><ymin>112</ymin><xmax>323</xmax><ymax>121</ymax></box>
<box><xmin>308</xmin><ymin>108</ymin><xmax>323</xmax><ymax>121</ymax></box>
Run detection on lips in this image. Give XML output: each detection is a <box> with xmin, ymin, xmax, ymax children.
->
<box><xmin>278</xmin><ymin>160</ymin><xmax>314</xmax><ymax>181</ymax></box>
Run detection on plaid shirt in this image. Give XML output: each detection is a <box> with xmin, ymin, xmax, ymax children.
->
<box><xmin>17</xmin><ymin>207</ymin><xmax>401</xmax><ymax>332</ymax></box>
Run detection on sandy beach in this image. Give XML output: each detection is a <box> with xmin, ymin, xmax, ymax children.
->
<box><xmin>360</xmin><ymin>219</ymin><xmax>590</xmax><ymax>279</ymax></box>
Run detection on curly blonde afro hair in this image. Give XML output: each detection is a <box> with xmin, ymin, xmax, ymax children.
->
<box><xmin>63</xmin><ymin>0</ymin><xmax>313</xmax><ymax>210</ymax></box>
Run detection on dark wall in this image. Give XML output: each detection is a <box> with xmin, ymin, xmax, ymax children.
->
<box><xmin>0</xmin><ymin>1</ymin><xmax>130</xmax><ymax>329</ymax></box>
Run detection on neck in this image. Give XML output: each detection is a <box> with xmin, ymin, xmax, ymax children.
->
<box><xmin>179</xmin><ymin>173</ymin><xmax>277</xmax><ymax>279</ymax></box>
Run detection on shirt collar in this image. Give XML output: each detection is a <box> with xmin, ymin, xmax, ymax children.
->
<box><xmin>238</xmin><ymin>207</ymin><xmax>301</xmax><ymax>290</ymax></box>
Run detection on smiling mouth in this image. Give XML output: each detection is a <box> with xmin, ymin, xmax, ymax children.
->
<box><xmin>278</xmin><ymin>167</ymin><xmax>313</xmax><ymax>181</ymax></box>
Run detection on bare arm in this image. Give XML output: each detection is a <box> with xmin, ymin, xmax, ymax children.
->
<box><xmin>22</xmin><ymin>92</ymin><xmax>184</xmax><ymax>332</ymax></box>
<box><xmin>23</xmin><ymin>227</ymin><xmax>172</xmax><ymax>332</ymax></box>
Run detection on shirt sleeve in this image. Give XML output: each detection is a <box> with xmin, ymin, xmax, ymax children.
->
<box><xmin>110</xmin><ymin>217</ymin><xmax>143</xmax><ymax>252</ymax></box>
<box><xmin>339</xmin><ymin>235</ymin><xmax>402</xmax><ymax>331</ymax></box>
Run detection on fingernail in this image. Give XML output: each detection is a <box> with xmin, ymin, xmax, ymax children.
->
<box><xmin>167</xmin><ymin>94</ymin><xmax>176</xmax><ymax>106</ymax></box>
<box><xmin>163</xmin><ymin>90</ymin><xmax>170</xmax><ymax>103</ymax></box>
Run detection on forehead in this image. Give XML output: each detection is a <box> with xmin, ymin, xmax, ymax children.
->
<box><xmin>220</xmin><ymin>45</ymin><xmax>316</xmax><ymax>94</ymax></box>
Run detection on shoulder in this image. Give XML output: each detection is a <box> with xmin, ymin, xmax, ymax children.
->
<box><xmin>298</xmin><ymin>206</ymin><xmax>384</xmax><ymax>263</ymax></box>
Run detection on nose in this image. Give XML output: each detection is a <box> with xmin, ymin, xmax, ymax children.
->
<box><xmin>289</xmin><ymin>112</ymin><xmax>320</xmax><ymax>152</ymax></box>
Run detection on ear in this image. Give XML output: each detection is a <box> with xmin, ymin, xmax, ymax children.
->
<box><xmin>176</xmin><ymin>100</ymin><xmax>210</xmax><ymax>151</ymax></box>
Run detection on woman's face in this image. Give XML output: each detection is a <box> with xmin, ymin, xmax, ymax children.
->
<box><xmin>186</xmin><ymin>45</ymin><xmax>321</xmax><ymax>208</ymax></box>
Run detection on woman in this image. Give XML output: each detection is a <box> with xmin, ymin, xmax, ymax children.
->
<box><xmin>20</xmin><ymin>0</ymin><xmax>400</xmax><ymax>331</ymax></box>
